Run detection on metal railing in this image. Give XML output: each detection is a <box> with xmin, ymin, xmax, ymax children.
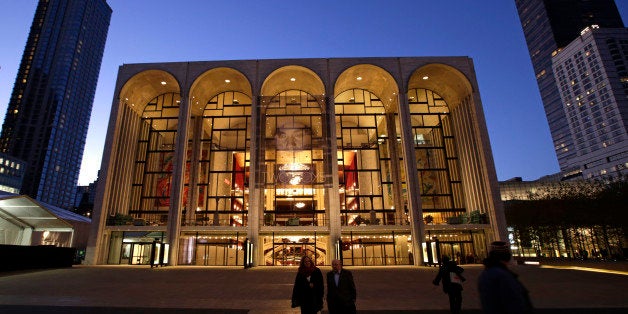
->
<box><xmin>262</xmin><ymin>212</ymin><xmax>328</xmax><ymax>226</ymax></box>
<box><xmin>107</xmin><ymin>210</ymin><xmax>490</xmax><ymax>228</ymax></box>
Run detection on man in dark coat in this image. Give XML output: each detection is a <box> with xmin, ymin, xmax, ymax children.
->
<box><xmin>432</xmin><ymin>255</ymin><xmax>466</xmax><ymax>314</ymax></box>
<box><xmin>326</xmin><ymin>259</ymin><xmax>356</xmax><ymax>314</ymax></box>
<box><xmin>478</xmin><ymin>241</ymin><xmax>534</xmax><ymax>314</ymax></box>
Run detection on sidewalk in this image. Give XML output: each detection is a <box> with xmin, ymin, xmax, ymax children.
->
<box><xmin>0</xmin><ymin>262</ymin><xmax>626</xmax><ymax>313</ymax></box>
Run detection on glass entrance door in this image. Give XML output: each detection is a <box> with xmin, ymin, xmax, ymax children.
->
<box><xmin>262</xmin><ymin>235</ymin><xmax>327</xmax><ymax>266</ymax></box>
<box><xmin>438</xmin><ymin>241</ymin><xmax>476</xmax><ymax>264</ymax></box>
<box><xmin>195</xmin><ymin>243</ymin><xmax>243</xmax><ymax>266</ymax></box>
<box><xmin>342</xmin><ymin>242</ymin><xmax>397</xmax><ymax>266</ymax></box>
<box><xmin>123</xmin><ymin>242</ymin><xmax>152</xmax><ymax>265</ymax></box>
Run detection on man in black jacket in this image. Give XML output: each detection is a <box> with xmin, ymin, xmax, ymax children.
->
<box><xmin>433</xmin><ymin>255</ymin><xmax>466</xmax><ymax>314</ymax></box>
<box><xmin>326</xmin><ymin>259</ymin><xmax>356</xmax><ymax>314</ymax></box>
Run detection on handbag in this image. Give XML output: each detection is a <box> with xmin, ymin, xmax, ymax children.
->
<box><xmin>450</xmin><ymin>272</ymin><xmax>463</xmax><ymax>285</ymax></box>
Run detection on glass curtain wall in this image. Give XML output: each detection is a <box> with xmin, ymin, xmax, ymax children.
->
<box><xmin>129</xmin><ymin>92</ymin><xmax>180</xmax><ymax>225</ymax></box>
<box><xmin>261</xmin><ymin>90</ymin><xmax>326</xmax><ymax>227</ymax></box>
<box><xmin>335</xmin><ymin>89</ymin><xmax>400</xmax><ymax>226</ymax></box>
<box><xmin>340</xmin><ymin>232</ymin><xmax>412</xmax><ymax>266</ymax></box>
<box><xmin>408</xmin><ymin>88</ymin><xmax>465</xmax><ymax>225</ymax></box>
<box><xmin>191</xmin><ymin>91</ymin><xmax>252</xmax><ymax>227</ymax></box>
<box><xmin>178</xmin><ymin>232</ymin><xmax>246</xmax><ymax>266</ymax></box>
<box><xmin>424</xmin><ymin>230</ymin><xmax>487</xmax><ymax>265</ymax></box>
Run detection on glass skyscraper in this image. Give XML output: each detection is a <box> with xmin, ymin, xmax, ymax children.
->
<box><xmin>514</xmin><ymin>0</ymin><xmax>625</xmax><ymax>178</ymax></box>
<box><xmin>0</xmin><ymin>0</ymin><xmax>112</xmax><ymax>208</ymax></box>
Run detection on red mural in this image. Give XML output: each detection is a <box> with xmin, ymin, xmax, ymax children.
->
<box><xmin>156</xmin><ymin>152</ymin><xmax>174</xmax><ymax>207</ymax></box>
<box><xmin>155</xmin><ymin>150</ymin><xmax>206</xmax><ymax>207</ymax></box>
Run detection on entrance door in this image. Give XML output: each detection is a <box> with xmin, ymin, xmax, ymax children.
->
<box><xmin>271</xmin><ymin>241</ymin><xmax>317</xmax><ymax>266</ymax></box>
<box><xmin>438</xmin><ymin>241</ymin><xmax>475</xmax><ymax>264</ymax></box>
<box><xmin>263</xmin><ymin>236</ymin><xmax>327</xmax><ymax>266</ymax></box>
<box><xmin>128</xmin><ymin>243</ymin><xmax>152</xmax><ymax>265</ymax></box>
<box><xmin>195</xmin><ymin>243</ymin><xmax>243</xmax><ymax>266</ymax></box>
<box><xmin>343</xmin><ymin>242</ymin><xmax>397</xmax><ymax>266</ymax></box>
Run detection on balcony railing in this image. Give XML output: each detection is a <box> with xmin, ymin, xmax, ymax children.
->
<box><xmin>423</xmin><ymin>210</ymin><xmax>489</xmax><ymax>225</ymax></box>
<box><xmin>107</xmin><ymin>209</ymin><xmax>489</xmax><ymax>228</ymax></box>
<box><xmin>341</xmin><ymin>210</ymin><xmax>408</xmax><ymax>226</ymax></box>
<box><xmin>184</xmin><ymin>212</ymin><xmax>248</xmax><ymax>227</ymax></box>
<box><xmin>263</xmin><ymin>211</ymin><xmax>327</xmax><ymax>226</ymax></box>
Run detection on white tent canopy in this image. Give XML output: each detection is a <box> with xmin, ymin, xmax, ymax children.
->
<box><xmin>0</xmin><ymin>192</ymin><xmax>89</xmax><ymax>246</ymax></box>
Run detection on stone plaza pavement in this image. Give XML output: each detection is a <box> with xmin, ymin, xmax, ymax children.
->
<box><xmin>0</xmin><ymin>261</ymin><xmax>626</xmax><ymax>313</ymax></box>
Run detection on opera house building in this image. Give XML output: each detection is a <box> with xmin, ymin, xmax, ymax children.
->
<box><xmin>85</xmin><ymin>57</ymin><xmax>506</xmax><ymax>267</ymax></box>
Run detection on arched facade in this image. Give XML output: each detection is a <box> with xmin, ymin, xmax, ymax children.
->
<box><xmin>86</xmin><ymin>57</ymin><xmax>505</xmax><ymax>267</ymax></box>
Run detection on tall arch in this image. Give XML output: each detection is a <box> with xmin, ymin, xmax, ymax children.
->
<box><xmin>170</xmin><ymin>68</ymin><xmax>255</xmax><ymax>266</ymax></box>
<box><xmin>261</xmin><ymin>65</ymin><xmax>325</xmax><ymax>98</ymax></box>
<box><xmin>408</xmin><ymin>63</ymin><xmax>505</xmax><ymax>259</ymax></box>
<box><xmin>407</xmin><ymin>63</ymin><xmax>473</xmax><ymax>109</ymax></box>
<box><xmin>335</xmin><ymin>64</ymin><xmax>399</xmax><ymax>112</ymax></box>
<box><xmin>333</xmin><ymin>65</ymin><xmax>412</xmax><ymax>266</ymax></box>
<box><xmin>119</xmin><ymin>70</ymin><xmax>181</xmax><ymax>115</ymax></box>
<box><xmin>106</xmin><ymin>70</ymin><xmax>182</xmax><ymax>219</ymax></box>
<box><xmin>88</xmin><ymin>70</ymin><xmax>181</xmax><ymax>265</ymax></box>
<box><xmin>255</xmin><ymin>66</ymin><xmax>328</xmax><ymax>266</ymax></box>
<box><xmin>189</xmin><ymin>67</ymin><xmax>252</xmax><ymax>116</ymax></box>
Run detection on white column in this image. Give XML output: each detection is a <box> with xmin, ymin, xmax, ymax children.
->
<box><xmin>167</xmin><ymin>89</ymin><xmax>191</xmax><ymax>266</ymax></box>
<box><xmin>85</xmin><ymin>97</ymin><xmax>125</xmax><ymax>265</ymax></box>
<box><xmin>186</xmin><ymin>116</ymin><xmax>203</xmax><ymax>224</ymax></box>
<box><xmin>397</xmin><ymin>92</ymin><xmax>425</xmax><ymax>265</ymax></box>
<box><xmin>386</xmin><ymin>113</ymin><xmax>405</xmax><ymax>224</ymax></box>
<box><xmin>247</xmin><ymin>95</ymin><xmax>261</xmax><ymax>266</ymax></box>
<box><xmin>325</xmin><ymin>97</ymin><xmax>342</xmax><ymax>262</ymax></box>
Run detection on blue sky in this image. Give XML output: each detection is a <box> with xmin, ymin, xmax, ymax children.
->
<box><xmin>1</xmin><ymin>1</ymin><xmax>627</xmax><ymax>185</ymax></box>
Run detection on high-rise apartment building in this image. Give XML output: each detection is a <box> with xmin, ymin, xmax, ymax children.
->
<box><xmin>552</xmin><ymin>27</ymin><xmax>628</xmax><ymax>177</ymax></box>
<box><xmin>0</xmin><ymin>0</ymin><xmax>111</xmax><ymax>208</ymax></box>
<box><xmin>0</xmin><ymin>152</ymin><xmax>26</xmax><ymax>194</ymax></box>
<box><xmin>515</xmin><ymin>0</ymin><xmax>625</xmax><ymax>179</ymax></box>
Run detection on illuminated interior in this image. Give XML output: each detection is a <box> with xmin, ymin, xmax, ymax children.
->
<box><xmin>92</xmin><ymin>59</ymin><xmax>502</xmax><ymax>267</ymax></box>
<box><xmin>335</xmin><ymin>88</ymin><xmax>403</xmax><ymax>226</ymax></box>
<box><xmin>261</xmin><ymin>90</ymin><xmax>326</xmax><ymax>227</ymax></box>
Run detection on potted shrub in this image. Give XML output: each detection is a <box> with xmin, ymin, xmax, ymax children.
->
<box><xmin>264</xmin><ymin>213</ymin><xmax>274</xmax><ymax>226</ymax></box>
<box><xmin>107</xmin><ymin>213</ymin><xmax>133</xmax><ymax>226</ymax></box>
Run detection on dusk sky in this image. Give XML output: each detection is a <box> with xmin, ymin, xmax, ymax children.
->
<box><xmin>1</xmin><ymin>1</ymin><xmax>627</xmax><ymax>185</ymax></box>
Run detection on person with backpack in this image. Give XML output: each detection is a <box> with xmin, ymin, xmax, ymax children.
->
<box><xmin>432</xmin><ymin>255</ymin><xmax>466</xmax><ymax>314</ymax></box>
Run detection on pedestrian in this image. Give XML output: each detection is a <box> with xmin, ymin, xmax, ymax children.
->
<box><xmin>291</xmin><ymin>255</ymin><xmax>324</xmax><ymax>314</ymax></box>
<box><xmin>478</xmin><ymin>241</ymin><xmax>534</xmax><ymax>314</ymax></box>
<box><xmin>432</xmin><ymin>255</ymin><xmax>466</xmax><ymax>314</ymax></box>
<box><xmin>326</xmin><ymin>259</ymin><xmax>357</xmax><ymax>314</ymax></box>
